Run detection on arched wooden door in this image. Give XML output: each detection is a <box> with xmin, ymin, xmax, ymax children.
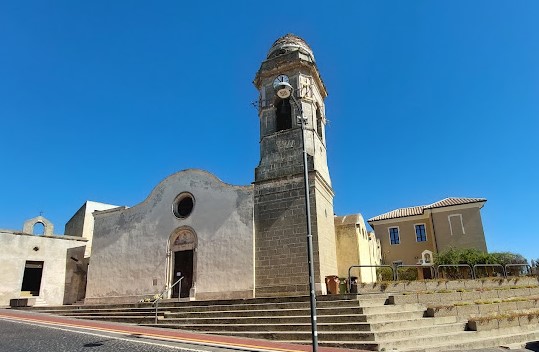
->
<box><xmin>169</xmin><ymin>227</ymin><xmax>197</xmax><ymax>298</ymax></box>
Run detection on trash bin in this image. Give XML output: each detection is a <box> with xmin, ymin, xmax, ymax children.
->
<box><xmin>325</xmin><ymin>275</ymin><xmax>339</xmax><ymax>294</ymax></box>
<box><xmin>338</xmin><ymin>278</ymin><xmax>348</xmax><ymax>294</ymax></box>
<box><xmin>350</xmin><ymin>276</ymin><xmax>358</xmax><ymax>294</ymax></box>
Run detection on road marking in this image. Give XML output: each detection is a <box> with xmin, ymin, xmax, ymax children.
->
<box><xmin>0</xmin><ymin>314</ymin><xmax>305</xmax><ymax>352</ymax></box>
<box><xmin>2</xmin><ymin>318</ymin><xmax>202</xmax><ymax>351</ymax></box>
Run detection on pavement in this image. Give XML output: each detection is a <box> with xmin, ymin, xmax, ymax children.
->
<box><xmin>0</xmin><ymin>308</ymin><xmax>364</xmax><ymax>352</ymax></box>
<box><xmin>1</xmin><ymin>309</ymin><xmax>537</xmax><ymax>352</ymax></box>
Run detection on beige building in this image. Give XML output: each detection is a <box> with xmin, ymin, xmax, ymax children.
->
<box><xmin>367</xmin><ymin>197</ymin><xmax>487</xmax><ymax>268</ymax></box>
<box><xmin>64</xmin><ymin>201</ymin><xmax>119</xmax><ymax>258</ymax></box>
<box><xmin>335</xmin><ymin>214</ymin><xmax>381</xmax><ymax>283</ymax></box>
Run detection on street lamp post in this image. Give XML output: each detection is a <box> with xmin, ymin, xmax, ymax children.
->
<box><xmin>274</xmin><ymin>81</ymin><xmax>319</xmax><ymax>352</ymax></box>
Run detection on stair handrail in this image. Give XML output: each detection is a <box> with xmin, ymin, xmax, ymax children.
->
<box><xmin>152</xmin><ymin>276</ymin><xmax>183</xmax><ymax>324</ymax></box>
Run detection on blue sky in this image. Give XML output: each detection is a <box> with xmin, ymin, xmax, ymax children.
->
<box><xmin>1</xmin><ymin>1</ymin><xmax>537</xmax><ymax>261</ymax></box>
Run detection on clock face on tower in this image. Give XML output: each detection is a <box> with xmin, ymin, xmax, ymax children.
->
<box><xmin>273</xmin><ymin>74</ymin><xmax>289</xmax><ymax>89</ymax></box>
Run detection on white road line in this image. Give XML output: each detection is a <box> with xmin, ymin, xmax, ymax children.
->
<box><xmin>0</xmin><ymin>317</ymin><xmax>212</xmax><ymax>352</ymax></box>
<box><xmin>0</xmin><ymin>316</ymin><xmax>280</xmax><ymax>352</ymax></box>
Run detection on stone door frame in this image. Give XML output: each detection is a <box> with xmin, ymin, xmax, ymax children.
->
<box><xmin>166</xmin><ymin>226</ymin><xmax>198</xmax><ymax>300</ymax></box>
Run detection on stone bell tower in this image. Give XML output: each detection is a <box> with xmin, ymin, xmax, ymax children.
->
<box><xmin>253</xmin><ymin>34</ymin><xmax>338</xmax><ymax>296</ymax></box>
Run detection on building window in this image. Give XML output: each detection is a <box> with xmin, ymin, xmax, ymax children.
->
<box><xmin>315</xmin><ymin>104</ymin><xmax>323</xmax><ymax>140</ymax></box>
<box><xmin>448</xmin><ymin>214</ymin><xmax>465</xmax><ymax>236</ymax></box>
<box><xmin>275</xmin><ymin>98</ymin><xmax>292</xmax><ymax>131</ymax></box>
<box><xmin>173</xmin><ymin>193</ymin><xmax>195</xmax><ymax>219</ymax></box>
<box><xmin>415</xmin><ymin>224</ymin><xmax>427</xmax><ymax>242</ymax></box>
<box><xmin>389</xmin><ymin>227</ymin><xmax>400</xmax><ymax>245</ymax></box>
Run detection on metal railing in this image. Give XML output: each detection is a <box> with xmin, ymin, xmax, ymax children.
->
<box><xmin>473</xmin><ymin>264</ymin><xmax>505</xmax><ymax>279</ymax></box>
<box><xmin>505</xmin><ymin>264</ymin><xmax>532</xmax><ymax>277</ymax></box>
<box><xmin>152</xmin><ymin>276</ymin><xmax>183</xmax><ymax>324</ymax></box>
<box><xmin>344</xmin><ymin>263</ymin><xmax>536</xmax><ymax>288</ymax></box>
<box><xmin>395</xmin><ymin>264</ymin><xmax>436</xmax><ymax>281</ymax></box>
<box><xmin>347</xmin><ymin>265</ymin><xmax>395</xmax><ymax>292</ymax></box>
<box><xmin>437</xmin><ymin>264</ymin><xmax>475</xmax><ymax>280</ymax></box>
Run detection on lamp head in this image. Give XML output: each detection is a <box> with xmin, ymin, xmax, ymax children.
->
<box><xmin>274</xmin><ymin>81</ymin><xmax>293</xmax><ymax>99</ymax></box>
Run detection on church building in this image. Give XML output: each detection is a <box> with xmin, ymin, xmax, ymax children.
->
<box><xmin>83</xmin><ymin>34</ymin><xmax>380</xmax><ymax>304</ymax></box>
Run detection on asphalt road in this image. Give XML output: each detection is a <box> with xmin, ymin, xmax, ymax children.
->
<box><xmin>0</xmin><ymin>319</ymin><xmax>241</xmax><ymax>352</ymax></box>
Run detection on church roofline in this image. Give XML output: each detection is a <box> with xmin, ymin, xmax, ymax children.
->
<box><xmin>93</xmin><ymin>169</ymin><xmax>252</xmax><ymax>219</ymax></box>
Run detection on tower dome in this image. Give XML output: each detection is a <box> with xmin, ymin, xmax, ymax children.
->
<box><xmin>266</xmin><ymin>33</ymin><xmax>315</xmax><ymax>61</ymax></box>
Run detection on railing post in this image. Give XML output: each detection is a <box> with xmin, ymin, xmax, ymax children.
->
<box><xmin>152</xmin><ymin>276</ymin><xmax>183</xmax><ymax>325</ymax></box>
<box><xmin>154</xmin><ymin>299</ymin><xmax>159</xmax><ymax>324</ymax></box>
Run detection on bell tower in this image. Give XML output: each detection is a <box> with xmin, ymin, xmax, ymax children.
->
<box><xmin>253</xmin><ymin>34</ymin><xmax>337</xmax><ymax>296</ymax></box>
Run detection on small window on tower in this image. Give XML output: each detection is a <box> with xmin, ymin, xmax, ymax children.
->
<box><xmin>275</xmin><ymin>98</ymin><xmax>292</xmax><ymax>131</ymax></box>
<box><xmin>316</xmin><ymin>105</ymin><xmax>323</xmax><ymax>139</ymax></box>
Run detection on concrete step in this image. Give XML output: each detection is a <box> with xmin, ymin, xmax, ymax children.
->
<box><xmin>154</xmin><ymin>322</ymin><xmax>374</xmax><ymax>333</ymax></box>
<box><xmin>374</xmin><ymin>322</ymin><xmax>467</xmax><ymax>341</ymax></box>
<box><xmin>204</xmin><ymin>330</ymin><xmax>377</xmax><ymax>342</ymax></box>
<box><xmin>32</xmin><ymin>299</ymin><xmax>376</xmax><ymax>316</ymax></box>
<box><xmin>24</xmin><ymin>294</ymin><xmax>366</xmax><ymax>311</ymax></box>
<box><xmin>364</xmin><ymin>309</ymin><xmax>426</xmax><ymax>322</ymax></box>
<box><xmin>184</xmin><ymin>321</ymin><xmax>465</xmax><ymax>343</ymax></box>
<box><xmin>370</xmin><ymin>315</ymin><xmax>458</xmax><ymax>331</ymax></box>
<box><xmin>150</xmin><ymin>317</ymin><xmax>462</xmax><ymax>334</ymax></box>
<box><xmin>161</xmin><ymin>299</ymin><xmax>364</xmax><ymax>313</ymax></box>
<box><xmin>154</xmin><ymin>313</ymin><xmax>370</xmax><ymax>326</ymax></box>
<box><xmin>162</xmin><ymin>306</ymin><xmax>367</xmax><ymax>319</ymax></box>
<box><xmin>65</xmin><ymin>315</ymin><xmax>158</xmax><ymax>324</ymax></box>
<box><xmin>359</xmin><ymin>303</ymin><xmax>424</xmax><ymax>315</ymax></box>
<box><xmin>34</xmin><ymin>298</ymin><xmax>48</xmax><ymax>307</ymax></box>
<box><xmin>395</xmin><ymin>326</ymin><xmax>539</xmax><ymax>352</ymax></box>
<box><xmin>53</xmin><ymin>308</ymin><xmax>157</xmax><ymax>316</ymax></box>
<box><xmin>368</xmin><ymin>317</ymin><xmax>465</xmax><ymax>332</ymax></box>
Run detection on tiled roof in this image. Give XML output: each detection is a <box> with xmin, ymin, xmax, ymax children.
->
<box><xmin>424</xmin><ymin>197</ymin><xmax>486</xmax><ymax>209</ymax></box>
<box><xmin>367</xmin><ymin>197</ymin><xmax>486</xmax><ymax>222</ymax></box>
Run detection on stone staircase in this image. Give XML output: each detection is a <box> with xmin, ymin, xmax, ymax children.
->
<box><xmin>20</xmin><ymin>290</ymin><xmax>539</xmax><ymax>351</ymax></box>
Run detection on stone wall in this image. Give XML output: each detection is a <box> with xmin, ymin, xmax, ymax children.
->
<box><xmin>335</xmin><ymin>214</ymin><xmax>380</xmax><ymax>283</ymax></box>
<box><xmin>0</xmin><ymin>230</ymin><xmax>87</xmax><ymax>306</ymax></box>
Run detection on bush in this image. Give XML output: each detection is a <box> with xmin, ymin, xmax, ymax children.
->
<box><xmin>434</xmin><ymin>248</ymin><xmax>527</xmax><ymax>266</ymax></box>
<box><xmin>397</xmin><ymin>267</ymin><xmax>419</xmax><ymax>281</ymax></box>
<box><xmin>434</xmin><ymin>248</ymin><xmax>528</xmax><ymax>278</ymax></box>
<box><xmin>376</xmin><ymin>267</ymin><xmax>393</xmax><ymax>281</ymax></box>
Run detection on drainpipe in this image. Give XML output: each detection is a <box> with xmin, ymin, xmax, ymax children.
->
<box><xmin>428</xmin><ymin>209</ymin><xmax>439</xmax><ymax>254</ymax></box>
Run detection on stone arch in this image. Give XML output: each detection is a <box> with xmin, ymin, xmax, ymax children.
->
<box><xmin>274</xmin><ymin>98</ymin><xmax>292</xmax><ymax>132</ymax></box>
<box><xmin>168</xmin><ymin>226</ymin><xmax>197</xmax><ymax>252</ymax></box>
<box><xmin>167</xmin><ymin>226</ymin><xmax>198</xmax><ymax>299</ymax></box>
<box><xmin>23</xmin><ymin>216</ymin><xmax>54</xmax><ymax>236</ymax></box>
